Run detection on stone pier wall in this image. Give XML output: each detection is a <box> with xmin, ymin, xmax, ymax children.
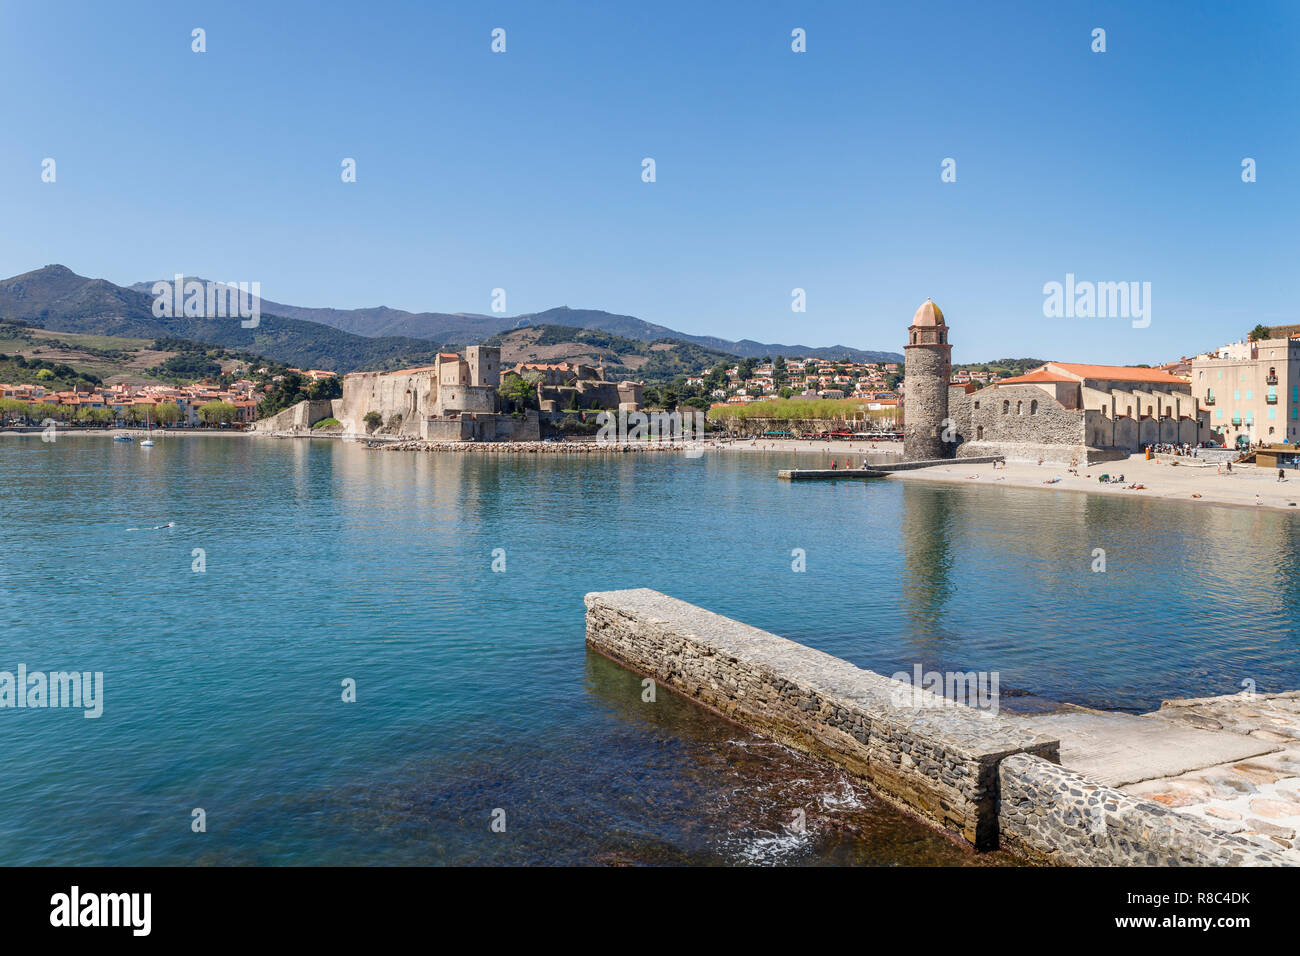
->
<box><xmin>585</xmin><ymin>588</ymin><xmax>1057</xmax><ymax>849</ymax></box>
<box><xmin>997</xmin><ymin>754</ymin><xmax>1288</xmax><ymax>865</ymax></box>
<box><xmin>586</xmin><ymin>589</ymin><xmax>1291</xmax><ymax>864</ymax></box>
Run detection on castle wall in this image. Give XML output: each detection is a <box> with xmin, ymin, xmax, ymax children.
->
<box><xmin>252</xmin><ymin>398</ymin><xmax>336</xmax><ymax>433</ymax></box>
<box><xmin>337</xmin><ymin>368</ymin><xmax>439</xmax><ymax>437</ymax></box>
<box><xmin>436</xmin><ymin>385</ymin><xmax>496</xmax><ymax>416</ymax></box>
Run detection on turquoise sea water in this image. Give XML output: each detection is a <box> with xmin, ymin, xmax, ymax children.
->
<box><xmin>1</xmin><ymin>436</ymin><xmax>1297</xmax><ymax>865</ymax></box>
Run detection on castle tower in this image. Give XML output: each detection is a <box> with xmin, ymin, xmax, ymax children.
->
<box><xmin>903</xmin><ymin>299</ymin><xmax>952</xmax><ymax>461</ymax></box>
<box><xmin>466</xmin><ymin>345</ymin><xmax>501</xmax><ymax>388</ymax></box>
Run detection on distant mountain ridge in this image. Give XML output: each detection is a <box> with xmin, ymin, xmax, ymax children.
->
<box><xmin>0</xmin><ymin>265</ymin><xmax>902</xmax><ymax>376</ymax></box>
<box><xmin>127</xmin><ymin>280</ymin><xmax>903</xmax><ymax>363</ymax></box>
<box><xmin>0</xmin><ymin>266</ymin><xmax>448</xmax><ymax>373</ymax></box>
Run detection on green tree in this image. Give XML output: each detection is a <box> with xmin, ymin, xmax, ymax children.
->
<box><xmin>497</xmin><ymin>373</ymin><xmax>538</xmax><ymax>411</ymax></box>
<box><xmin>1248</xmin><ymin>324</ymin><xmax>1273</xmax><ymax>342</ymax></box>
<box><xmin>306</xmin><ymin>376</ymin><xmax>342</xmax><ymax>401</ymax></box>
<box><xmin>198</xmin><ymin>400</ymin><xmax>237</xmax><ymax>425</ymax></box>
<box><xmin>0</xmin><ymin>398</ymin><xmax>31</xmax><ymax>422</ymax></box>
<box><xmin>773</xmin><ymin>355</ymin><xmax>788</xmax><ymax>388</ymax></box>
<box><xmin>153</xmin><ymin>402</ymin><xmax>182</xmax><ymax>425</ymax></box>
<box><xmin>363</xmin><ymin>411</ymin><xmax>383</xmax><ymax>431</ymax></box>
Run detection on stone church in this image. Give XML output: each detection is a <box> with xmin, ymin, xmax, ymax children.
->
<box><xmin>901</xmin><ymin>300</ymin><xmax>1212</xmax><ymax>464</ymax></box>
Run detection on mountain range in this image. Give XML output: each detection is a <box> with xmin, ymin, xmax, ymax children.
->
<box><xmin>125</xmin><ymin>278</ymin><xmax>901</xmax><ymax>362</ymax></box>
<box><xmin>0</xmin><ymin>265</ymin><xmax>902</xmax><ymax>375</ymax></box>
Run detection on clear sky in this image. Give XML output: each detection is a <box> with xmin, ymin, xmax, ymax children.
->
<box><xmin>1</xmin><ymin>0</ymin><xmax>1296</xmax><ymax>363</ymax></box>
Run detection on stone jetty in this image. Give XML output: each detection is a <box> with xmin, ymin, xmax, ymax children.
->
<box><xmin>585</xmin><ymin>588</ymin><xmax>1292</xmax><ymax>865</ymax></box>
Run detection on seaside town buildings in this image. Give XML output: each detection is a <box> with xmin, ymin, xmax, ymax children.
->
<box><xmin>9</xmin><ymin>312</ymin><xmax>1294</xmax><ymax>456</ymax></box>
<box><xmin>1190</xmin><ymin>333</ymin><xmax>1300</xmax><ymax>447</ymax></box>
<box><xmin>0</xmin><ymin>379</ymin><xmax>261</xmax><ymax>424</ymax></box>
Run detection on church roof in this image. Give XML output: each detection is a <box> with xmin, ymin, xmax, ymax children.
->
<box><xmin>996</xmin><ymin>369</ymin><xmax>1076</xmax><ymax>385</ymax></box>
<box><xmin>999</xmin><ymin>363</ymin><xmax>1189</xmax><ymax>386</ymax></box>
<box><xmin>910</xmin><ymin>299</ymin><xmax>945</xmax><ymax>327</ymax></box>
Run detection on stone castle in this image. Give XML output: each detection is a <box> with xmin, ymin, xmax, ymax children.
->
<box><xmin>901</xmin><ymin>299</ymin><xmax>1214</xmax><ymax>464</ymax></box>
<box><xmin>337</xmin><ymin>346</ymin><xmax>540</xmax><ymax>441</ymax></box>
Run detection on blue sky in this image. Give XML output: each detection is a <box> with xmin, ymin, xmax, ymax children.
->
<box><xmin>1</xmin><ymin>0</ymin><xmax>1296</xmax><ymax>363</ymax></box>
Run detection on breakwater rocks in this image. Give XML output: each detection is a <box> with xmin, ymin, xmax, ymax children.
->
<box><xmin>373</xmin><ymin>440</ymin><xmax>705</xmax><ymax>454</ymax></box>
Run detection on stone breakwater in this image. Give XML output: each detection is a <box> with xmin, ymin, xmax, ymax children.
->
<box><xmin>374</xmin><ymin>440</ymin><xmax>699</xmax><ymax>454</ymax></box>
<box><xmin>585</xmin><ymin>588</ymin><xmax>1058</xmax><ymax>849</ymax></box>
<box><xmin>585</xmin><ymin>589</ymin><xmax>1291</xmax><ymax>864</ymax></box>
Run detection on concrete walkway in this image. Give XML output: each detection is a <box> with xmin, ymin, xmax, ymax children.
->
<box><xmin>1015</xmin><ymin>705</ymin><xmax>1278</xmax><ymax>787</ymax></box>
<box><xmin>1014</xmin><ymin>694</ymin><xmax>1300</xmax><ymax>858</ymax></box>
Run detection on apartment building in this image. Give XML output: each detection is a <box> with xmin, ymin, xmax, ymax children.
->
<box><xmin>1191</xmin><ymin>334</ymin><xmax>1300</xmax><ymax>446</ymax></box>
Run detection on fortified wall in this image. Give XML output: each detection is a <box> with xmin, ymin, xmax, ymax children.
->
<box><xmin>250</xmin><ymin>398</ymin><xmax>340</xmax><ymax>434</ymax></box>
<box><xmin>335</xmin><ymin>346</ymin><xmax>538</xmax><ymax>441</ymax></box>
<box><xmin>585</xmin><ymin>589</ymin><xmax>1289</xmax><ymax>864</ymax></box>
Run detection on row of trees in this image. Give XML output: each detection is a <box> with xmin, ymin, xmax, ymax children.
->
<box><xmin>707</xmin><ymin>397</ymin><xmax>893</xmax><ymax>423</ymax></box>
<box><xmin>0</xmin><ymin>398</ymin><xmax>237</xmax><ymax>426</ymax></box>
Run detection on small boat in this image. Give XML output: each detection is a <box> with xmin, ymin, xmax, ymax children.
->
<box><xmin>141</xmin><ymin>411</ymin><xmax>155</xmax><ymax>446</ymax></box>
<box><xmin>114</xmin><ymin>434</ymin><xmax>134</xmax><ymax>442</ymax></box>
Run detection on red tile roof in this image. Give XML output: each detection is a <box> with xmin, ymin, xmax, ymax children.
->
<box><xmin>999</xmin><ymin>363</ymin><xmax>1189</xmax><ymax>387</ymax></box>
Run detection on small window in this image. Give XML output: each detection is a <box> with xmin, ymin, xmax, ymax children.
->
<box><xmin>1016</xmin><ymin>400</ymin><xmax>1023</xmax><ymax>415</ymax></box>
<box><xmin>1002</xmin><ymin>400</ymin><xmax>1009</xmax><ymax>415</ymax></box>
<box><xmin>974</xmin><ymin>401</ymin><xmax>980</xmax><ymax>410</ymax></box>
<box><xmin>976</xmin><ymin>425</ymin><xmax>984</xmax><ymax>439</ymax></box>
<box><xmin>1030</xmin><ymin>400</ymin><xmax>1038</xmax><ymax>415</ymax></box>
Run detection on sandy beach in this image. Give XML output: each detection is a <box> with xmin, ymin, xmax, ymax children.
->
<box><xmin>880</xmin><ymin>452</ymin><xmax>1300</xmax><ymax>513</ymax></box>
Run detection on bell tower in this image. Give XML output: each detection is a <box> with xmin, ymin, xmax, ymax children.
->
<box><xmin>903</xmin><ymin>299</ymin><xmax>953</xmax><ymax>461</ymax></box>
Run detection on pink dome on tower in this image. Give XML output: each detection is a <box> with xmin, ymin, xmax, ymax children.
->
<box><xmin>911</xmin><ymin>299</ymin><xmax>945</xmax><ymax>327</ymax></box>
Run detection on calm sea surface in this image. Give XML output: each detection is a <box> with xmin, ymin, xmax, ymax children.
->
<box><xmin>2</xmin><ymin>435</ymin><xmax>1298</xmax><ymax>865</ymax></box>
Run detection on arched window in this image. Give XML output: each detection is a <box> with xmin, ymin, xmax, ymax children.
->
<box><xmin>1016</xmin><ymin>401</ymin><xmax>1022</xmax><ymax>415</ymax></box>
<box><xmin>976</xmin><ymin>425</ymin><xmax>984</xmax><ymax>439</ymax></box>
<box><xmin>1002</xmin><ymin>400</ymin><xmax>1009</xmax><ymax>415</ymax></box>
<box><xmin>1030</xmin><ymin>400</ymin><xmax>1038</xmax><ymax>415</ymax></box>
